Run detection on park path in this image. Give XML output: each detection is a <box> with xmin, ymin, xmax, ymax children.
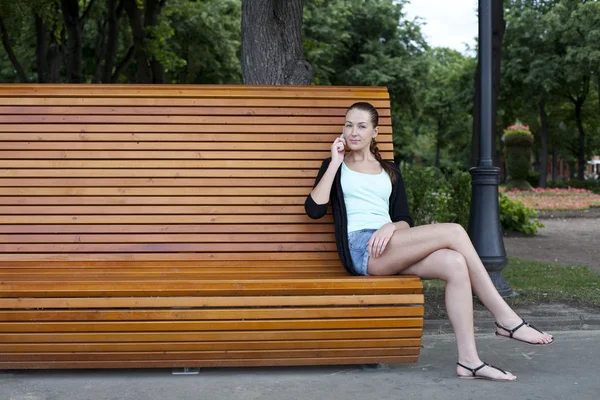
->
<box><xmin>503</xmin><ymin>216</ymin><xmax>600</xmax><ymax>272</ymax></box>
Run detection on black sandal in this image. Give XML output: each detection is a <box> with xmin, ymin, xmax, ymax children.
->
<box><xmin>457</xmin><ymin>362</ymin><xmax>516</xmax><ymax>382</ymax></box>
<box><xmin>495</xmin><ymin>319</ymin><xmax>554</xmax><ymax>346</ymax></box>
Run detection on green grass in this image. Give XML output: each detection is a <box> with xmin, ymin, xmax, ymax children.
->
<box><xmin>422</xmin><ymin>258</ymin><xmax>600</xmax><ymax>318</ymax></box>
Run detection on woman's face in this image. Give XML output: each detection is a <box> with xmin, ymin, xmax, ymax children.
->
<box><xmin>343</xmin><ymin>108</ymin><xmax>378</xmax><ymax>151</ymax></box>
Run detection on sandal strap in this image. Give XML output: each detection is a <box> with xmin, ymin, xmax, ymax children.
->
<box><xmin>495</xmin><ymin>318</ymin><xmax>527</xmax><ymax>338</ymax></box>
<box><xmin>457</xmin><ymin>362</ymin><xmax>488</xmax><ymax>377</ymax></box>
<box><xmin>457</xmin><ymin>361</ymin><xmax>507</xmax><ymax>377</ymax></box>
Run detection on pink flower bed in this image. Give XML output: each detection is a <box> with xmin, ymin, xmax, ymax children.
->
<box><xmin>502</xmin><ymin>187</ymin><xmax>600</xmax><ymax>210</ymax></box>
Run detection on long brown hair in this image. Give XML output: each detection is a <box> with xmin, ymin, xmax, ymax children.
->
<box><xmin>347</xmin><ymin>102</ymin><xmax>397</xmax><ymax>183</ymax></box>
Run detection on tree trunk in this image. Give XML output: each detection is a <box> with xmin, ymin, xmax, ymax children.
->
<box><xmin>551</xmin><ymin>148</ymin><xmax>557</xmax><ymax>181</ymax></box>
<box><xmin>574</xmin><ymin>99</ymin><xmax>586</xmax><ymax>180</ymax></box>
<box><xmin>538</xmin><ymin>95</ymin><xmax>549</xmax><ymax>188</ymax></box>
<box><xmin>102</xmin><ymin>0</ymin><xmax>124</xmax><ymax>83</ymax></box>
<box><xmin>61</xmin><ymin>0</ymin><xmax>83</xmax><ymax>83</ymax></box>
<box><xmin>34</xmin><ymin>14</ymin><xmax>49</xmax><ymax>83</ymax></box>
<box><xmin>124</xmin><ymin>0</ymin><xmax>152</xmax><ymax>83</ymax></box>
<box><xmin>145</xmin><ymin>0</ymin><xmax>166</xmax><ymax>84</ymax></box>
<box><xmin>471</xmin><ymin>0</ymin><xmax>505</xmax><ymax>167</ymax></box>
<box><xmin>241</xmin><ymin>0</ymin><xmax>313</xmax><ymax>85</ymax></box>
<box><xmin>0</xmin><ymin>16</ymin><xmax>28</xmax><ymax>82</ymax></box>
<box><xmin>92</xmin><ymin>18</ymin><xmax>106</xmax><ymax>83</ymax></box>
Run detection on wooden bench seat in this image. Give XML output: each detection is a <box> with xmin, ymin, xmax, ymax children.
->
<box><xmin>0</xmin><ymin>84</ymin><xmax>423</xmax><ymax>369</ymax></box>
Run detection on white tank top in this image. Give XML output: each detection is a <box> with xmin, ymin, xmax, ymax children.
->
<box><xmin>341</xmin><ymin>162</ymin><xmax>392</xmax><ymax>233</ymax></box>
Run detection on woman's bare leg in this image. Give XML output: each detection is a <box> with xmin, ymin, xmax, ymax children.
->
<box><xmin>398</xmin><ymin>248</ymin><xmax>516</xmax><ymax>381</ymax></box>
<box><xmin>367</xmin><ymin>223</ymin><xmax>553</xmax><ymax>344</ymax></box>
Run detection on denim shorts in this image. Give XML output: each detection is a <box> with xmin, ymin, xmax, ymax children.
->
<box><xmin>347</xmin><ymin>229</ymin><xmax>376</xmax><ymax>276</ymax></box>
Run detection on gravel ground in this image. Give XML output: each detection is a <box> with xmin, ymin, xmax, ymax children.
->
<box><xmin>503</xmin><ymin>216</ymin><xmax>600</xmax><ymax>272</ymax></box>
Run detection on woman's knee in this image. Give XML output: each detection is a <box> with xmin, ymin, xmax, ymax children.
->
<box><xmin>442</xmin><ymin>223</ymin><xmax>468</xmax><ymax>246</ymax></box>
<box><xmin>438</xmin><ymin>249</ymin><xmax>469</xmax><ymax>281</ymax></box>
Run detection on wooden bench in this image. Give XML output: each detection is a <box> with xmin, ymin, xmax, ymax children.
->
<box><xmin>0</xmin><ymin>84</ymin><xmax>423</xmax><ymax>370</ymax></box>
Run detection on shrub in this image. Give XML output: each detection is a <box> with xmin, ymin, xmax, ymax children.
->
<box><xmin>499</xmin><ymin>193</ymin><xmax>544</xmax><ymax>235</ymax></box>
<box><xmin>402</xmin><ymin>163</ymin><xmax>543</xmax><ymax>235</ymax></box>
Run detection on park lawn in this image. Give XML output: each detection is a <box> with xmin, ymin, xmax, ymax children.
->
<box><xmin>423</xmin><ymin>258</ymin><xmax>600</xmax><ymax>318</ymax></box>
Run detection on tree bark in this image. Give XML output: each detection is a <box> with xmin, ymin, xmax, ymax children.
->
<box><xmin>61</xmin><ymin>0</ymin><xmax>83</xmax><ymax>83</ymax></box>
<box><xmin>0</xmin><ymin>16</ymin><xmax>28</xmax><ymax>82</ymax></box>
<box><xmin>34</xmin><ymin>14</ymin><xmax>49</xmax><ymax>83</ymax></box>
<box><xmin>241</xmin><ymin>0</ymin><xmax>313</xmax><ymax>85</ymax></box>
<box><xmin>551</xmin><ymin>148</ymin><xmax>557</xmax><ymax>181</ymax></box>
<box><xmin>145</xmin><ymin>0</ymin><xmax>166</xmax><ymax>83</ymax></box>
<box><xmin>102</xmin><ymin>0</ymin><xmax>124</xmax><ymax>83</ymax></box>
<box><xmin>471</xmin><ymin>0</ymin><xmax>505</xmax><ymax>167</ymax></box>
<box><xmin>574</xmin><ymin>99</ymin><xmax>586</xmax><ymax>180</ymax></box>
<box><xmin>124</xmin><ymin>0</ymin><xmax>152</xmax><ymax>83</ymax></box>
<box><xmin>538</xmin><ymin>95</ymin><xmax>549</xmax><ymax>187</ymax></box>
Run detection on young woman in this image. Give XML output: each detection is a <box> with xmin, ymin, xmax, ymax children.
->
<box><xmin>305</xmin><ymin>102</ymin><xmax>553</xmax><ymax>382</ymax></box>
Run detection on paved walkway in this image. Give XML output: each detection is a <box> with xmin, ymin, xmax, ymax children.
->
<box><xmin>504</xmin><ymin>217</ymin><xmax>600</xmax><ymax>271</ymax></box>
<box><xmin>2</xmin><ymin>330</ymin><xmax>598</xmax><ymax>400</ymax></box>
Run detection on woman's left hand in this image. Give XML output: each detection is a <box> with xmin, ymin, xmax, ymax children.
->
<box><xmin>367</xmin><ymin>223</ymin><xmax>396</xmax><ymax>258</ymax></box>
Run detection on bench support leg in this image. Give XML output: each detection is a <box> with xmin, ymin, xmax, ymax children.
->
<box><xmin>171</xmin><ymin>367</ymin><xmax>200</xmax><ymax>375</ymax></box>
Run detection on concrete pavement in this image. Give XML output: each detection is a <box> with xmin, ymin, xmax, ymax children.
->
<box><xmin>2</xmin><ymin>329</ymin><xmax>599</xmax><ymax>400</ymax></box>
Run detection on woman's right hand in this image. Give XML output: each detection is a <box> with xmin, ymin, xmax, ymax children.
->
<box><xmin>330</xmin><ymin>136</ymin><xmax>346</xmax><ymax>165</ymax></box>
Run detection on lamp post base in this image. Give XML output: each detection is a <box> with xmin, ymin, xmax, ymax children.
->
<box><xmin>468</xmin><ymin>165</ymin><xmax>515</xmax><ymax>298</ymax></box>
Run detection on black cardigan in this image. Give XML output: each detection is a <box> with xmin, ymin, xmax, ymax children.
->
<box><xmin>304</xmin><ymin>157</ymin><xmax>414</xmax><ymax>275</ymax></box>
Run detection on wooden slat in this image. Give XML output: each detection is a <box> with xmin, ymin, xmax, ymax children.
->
<box><xmin>0</xmin><ymin>97</ymin><xmax>392</xmax><ymax>108</ymax></box>
<box><xmin>0</xmin><ymin>252</ymin><xmax>342</xmax><ymax>262</ymax></box>
<box><xmin>0</xmin><ymin>347</ymin><xmax>420</xmax><ymax>362</ymax></box>
<box><xmin>0</xmin><ymin>125</ymin><xmax>392</xmax><ymax>133</ymax></box>
<box><xmin>0</xmin><ymin>215</ymin><xmax>333</xmax><ymax>224</ymax></box>
<box><xmin>0</xmin><ymin>307</ymin><xmax>423</xmax><ymax>321</ymax></box>
<box><xmin>0</xmin><ymin>106</ymin><xmax>391</xmax><ymax>117</ymax></box>
<box><xmin>0</xmin><ymin>233</ymin><xmax>335</xmax><ymax>243</ymax></box>
<box><xmin>0</xmin><ymin>339</ymin><xmax>420</xmax><ymax>352</ymax></box>
<box><xmin>0</xmin><ymin>84</ymin><xmax>391</xmax><ymax>98</ymax></box>
<box><xmin>0</xmin><ymin>224</ymin><xmax>335</xmax><ymax>234</ymax></box>
<box><xmin>0</xmin><ymin>115</ymin><xmax>392</xmax><ymax>125</ymax></box>
<box><xmin>0</xmin><ymin>294</ymin><xmax>423</xmax><ymax>309</ymax></box>
<box><xmin>0</xmin><ymin>280</ymin><xmax>422</xmax><ymax>297</ymax></box>
<box><xmin>0</xmin><ymin>142</ymin><xmax>395</xmax><ymax>151</ymax></box>
<box><xmin>0</xmin><ymin>205</ymin><xmax>309</xmax><ymax>214</ymax></box>
<box><xmin>0</xmin><ymin>196</ymin><xmax>310</xmax><ymax>205</ymax></box>
<box><xmin>0</xmin><ymin>242</ymin><xmax>337</xmax><ymax>253</ymax></box>
<box><xmin>0</xmin><ymin>318</ymin><xmax>423</xmax><ymax>332</ymax></box>
<box><xmin>0</xmin><ymin>150</ymin><xmax>336</xmax><ymax>159</ymax></box>
<box><xmin>0</xmin><ymin>187</ymin><xmax>315</xmax><ymax>196</ymax></box>
<box><xmin>0</xmin><ymin>132</ymin><xmax>392</xmax><ymax>141</ymax></box>
<box><xmin>0</xmin><ymin>356</ymin><xmax>419</xmax><ymax>369</ymax></box>
<box><xmin>0</xmin><ymin>328</ymin><xmax>423</xmax><ymax>343</ymax></box>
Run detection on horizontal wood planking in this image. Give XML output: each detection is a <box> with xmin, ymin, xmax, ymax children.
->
<box><xmin>0</xmin><ymin>225</ymin><xmax>335</xmax><ymax>234</ymax></box>
<box><xmin>0</xmin><ymin>294</ymin><xmax>423</xmax><ymax>309</ymax></box>
<box><xmin>0</xmin><ymin>306</ymin><xmax>423</xmax><ymax>321</ymax></box>
<box><xmin>0</xmin><ymin>253</ymin><xmax>344</xmax><ymax>261</ymax></box>
<box><xmin>0</xmin><ymin>281</ymin><xmax>424</xmax><ymax>297</ymax></box>
<box><xmin>0</xmin><ymin>85</ymin><xmax>423</xmax><ymax>369</ymax></box>
<box><xmin>0</xmin><ymin>98</ymin><xmax>392</xmax><ymax>108</ymax></box>
<box><xmin>0</xmin><ymin>328</ymin><xmax>423</xmax><ymax>343</ymax></box>
<box><xmin>0</xmin><ymin>339</ymin><xmax>420</xmax><ymax>352</ymax></box>
<box><xmin>0</xmin><ymin>106</ymin><xmax>392</xmax><ymax>116</ymax></box>
<box><xmin>0</xmin><ymin>347</ymin><xmax>420</xmax><ymax>362</ymax></box>
<box><xmin>0</xmin><ymin>356</ymin><xmax>419</xmax><ymax>369</ymax></box>
<box><xmin>0</xmin><ymin>142</ymin><xmax>394</xmax><ymax>151</ymax></box>
<box><xmin>0</xmin><ymin>318</ymin><xmax>424</xmax><ymax>332</ymax></box>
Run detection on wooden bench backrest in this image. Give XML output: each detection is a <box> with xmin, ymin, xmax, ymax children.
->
<box><xmin>0</xmin><ymin>85</ymin><xmax>394</xmax><ymax>268</ymax></box>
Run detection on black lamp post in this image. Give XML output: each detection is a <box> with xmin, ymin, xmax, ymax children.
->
<box><xmin>467</xmin><ymin>0</ymin><xmax>515</xmax><ymax>297</ymax></box>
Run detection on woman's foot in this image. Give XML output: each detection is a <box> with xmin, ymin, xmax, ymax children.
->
<box><xmin>456</xmin><ymin>361</ymin><xmax>517</xmax><ymax>382</ymax></box>
<box><xmin>495</xmin><ymin>318</ymin><xmax>554</xmax><ymax>345</ymax></box>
